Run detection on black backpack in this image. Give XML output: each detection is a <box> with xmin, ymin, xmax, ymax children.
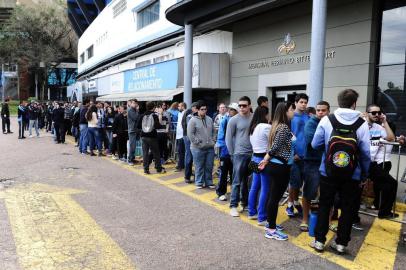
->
<box><xmin>325</xmin><ymin>114</ymin><xmax>365</xmax><ymax>179</ymax></box>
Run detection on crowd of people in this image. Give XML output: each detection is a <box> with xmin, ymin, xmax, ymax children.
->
<box><xmin>2</xmin><ymin>88</ymin><xmax>406</xmax><ymax>254</ymax></box>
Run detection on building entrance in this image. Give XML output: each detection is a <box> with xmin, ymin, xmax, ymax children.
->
<box><xmin>270</xmin><ymin>85</ymin><xmax>306</xmax><ymax>115</ymax></box>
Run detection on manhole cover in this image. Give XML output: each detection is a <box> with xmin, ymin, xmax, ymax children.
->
<box><xmin>61</xmin><ymin>167</ymin><xmax>80</xmax><ymax>171</ymax></box>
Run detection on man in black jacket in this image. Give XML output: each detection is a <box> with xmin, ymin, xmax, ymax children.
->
<box><xmin>137</xmin><ymin>101</ymin><xmax>165</xmax><ymax>174</ymax></box>
<box><xmin>1</xmin><ymin>98</ymin><xmax>12</xmax><ymax>134</ymax></box>
<box><xmin>127</xmin><ymin>99</ymin><xmax>139</xmax><ymax>165</ymax></box>
<box><xmin>53</xmin><ymin>103</ymin><xmax>66</xmax><ymax>143</ymax></box>
<box><xmin>28</xmin><ymin>102</ymin><xmax>40</xmax><ymax>137</ymax></box>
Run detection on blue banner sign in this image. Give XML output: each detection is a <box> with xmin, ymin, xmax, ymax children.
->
<box><xmin>124</xmin><ymin>60</ymin><xmax>178</xmax><ymax>92</ymax></box>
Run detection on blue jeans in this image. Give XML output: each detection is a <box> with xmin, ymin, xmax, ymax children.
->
<box><xmin>79</xmin><ymin>124</ymin><xmax>88</xmax><ymax>153</ymax></box>
<box><xmin>191</xmin><ymin>147</ymin><xmax>214</xmax><ymax>187</ymax></box>
<box><xmin>183</xmin><ymin>136</ymin><xmax>193</xmax><ymax>180</ymax></box>
<box><xmin>303</xmin><ymin>161</ymin><xmax>321</xmax><ymax>200</ymax></box>
<box><xmin>88</xmin><ymin>127</ymin><xmax>102</xmax><ymax>152</ymax></box>
<box><xmin>248</xmin><ymin>155</ymin><xmax>270</xmax><ymax>222</ymax></box>
<box><xmin>230</xmin><ymin>154</ymin><xmax>251</xmax><ymax>208</ymax></box>
<box><xmin>29</xmin><ymin>119</ymin><xmax>39</xmax><ymax>136</ymax></box>
<box><xmin>290</xmin><ymin>159</ymin><xmax>305</xmax><ymax>189</ymax></box>
<box><xmin>128</xmin><ymin>133</ymin><xmax>138</xmax><ymax>161</ymax></box>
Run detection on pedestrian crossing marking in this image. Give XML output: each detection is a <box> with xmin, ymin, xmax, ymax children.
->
<box><xmin>0</xmin><ymin>183</ymin><xmax>136</xmax><ymax>270</ymax></box>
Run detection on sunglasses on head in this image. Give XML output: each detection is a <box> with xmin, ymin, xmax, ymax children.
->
<box><xmin>238</xmin><ymin>104</ymin><xmax>248</xmax><ymax>108</ymax></box>
<box><xmin>368</xmin><ymin>111</ymin><xmax>382</xmax><ymax>116</ymax></box>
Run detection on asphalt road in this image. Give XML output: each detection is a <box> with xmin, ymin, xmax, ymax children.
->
<box><xmin>0</xmin><ymin>118</ymin><xmax>405</xmax><ymax>270</ymax></box>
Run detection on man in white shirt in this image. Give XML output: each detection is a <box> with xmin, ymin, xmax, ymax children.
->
<box><xmin>175</xmin><ymin>102</ymin><xmax>187</xmax><ymax>172</ymax></box>
<box><xmin>366</xmin><ymin>104</ymin><xmax>398</xmax><ymax>219</ymax></box>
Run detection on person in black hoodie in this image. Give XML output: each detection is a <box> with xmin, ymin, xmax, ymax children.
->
<box><xmin>137</xmin><ymin>101</ymin><xmax>165</xmax><ymax>174</ymax></box>
<box><xmin>28</xmin><ymin>102</ymin><xmax>40</xmax><ymax>137</ymax></box>
<box><xmin>52</xmin><ymin>102</ymin><xmax>66</xmax><ymax>143</ymax></box>
<box><xmin>1</xmin><ymin>98</ymin><xmax>12</xmax><ymax>134</ymax></box>
<box><xmin>113</xmin><ymin>105</ymin><xmax>128</xmax><ymax>162</ymax></box>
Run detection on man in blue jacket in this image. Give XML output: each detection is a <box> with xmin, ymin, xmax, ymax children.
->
<box><xmin>300</xmin><ymin>101</ymin><xmax>330</xmax><ymax>231</ymax></box>
<box><xmin>286</xmin><ymin>93</ymin><xmax>310</xmax><ymax>217</ymax></box>
<box><xmin>310</xmin><ymin>89</ymin><xmax>370</xmax><ymax>254</ymax></box>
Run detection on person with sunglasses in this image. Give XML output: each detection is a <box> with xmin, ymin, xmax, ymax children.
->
<box><xmin>226</xmin><ymin>96</ymin><xmax>253</xmax><ymax>217</ymax></box>
<box><xmin>366</xmin><ymin>104</ymin><xmax>398</xmax><ymax>219</ymax></box>
<box><xmin>187</xmin><ymin>102</ymin><xmax>216</xmax><ymax>188</ymax></box>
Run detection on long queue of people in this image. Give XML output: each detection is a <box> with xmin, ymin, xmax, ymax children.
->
<box><xmin>4</xmin><ymin>88</ymin><xmax>405</xmax><ymax>254</ymax></box>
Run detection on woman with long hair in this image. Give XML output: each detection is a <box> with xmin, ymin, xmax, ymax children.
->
<box><xmin>258</xmin><ymin>101</ymin><xmax>295</xmax><ymax>241</ymax></box>
<box><xmin>86</xmin><ymin>104</ymin><xmax>102</xmax><ymax>156</ymax></box>
<box><xmin>248</xmin><ymin>106</ymin><xmax>271</xmax><ymax>225</ymax></box>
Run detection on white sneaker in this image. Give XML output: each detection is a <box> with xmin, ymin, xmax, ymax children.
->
<box><xmin>230</xmin><ymin>207</ymin><xmax>239</xmax><ymax>217</ymax></box>
<box><xmin>112</xmin><ymin>155</ymin><xmax>118</xmax><ymax>160</ymax></box>
<box><xmin>29</xmin><ymin>135</ymin><xmax>33</xmax><ymax>138</ymax></box>
<box><xmin>218</xmin><ymin>195</ymin><xmax>227</xmax><ymax>201</ymax></box>
<box><xmin>330</xmin><ymin>241</ymin><xmax>345</xmax><ymax>254</ymax></box>
<box><xmin>310</xmin><ymin>240</ymin><xmax>325</xmax><ymax>252</ymax></box>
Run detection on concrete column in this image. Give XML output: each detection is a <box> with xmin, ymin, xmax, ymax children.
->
<box><xmin>308</xmin><ymin>0</ymin><xmax>327</xmax><ymax>106</ymax></box>
<box><xmin>183</xmin><ymin>24</ymin><xmax>193</xmax><ymax>107</ymax></box>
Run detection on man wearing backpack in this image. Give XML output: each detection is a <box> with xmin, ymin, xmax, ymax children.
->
<box><xmin>137</xmin><ymin>101</ymin><xmax>165</xmax><ymax>174</ymax></box>
<box><xmin>310</xmin><ymin>89</ymin><xmax>370</xmax><ymax>254</ymax></box>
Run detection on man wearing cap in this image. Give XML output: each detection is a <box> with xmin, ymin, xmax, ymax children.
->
<box><xmin>216</xmin><ymin>103</ymin><xmax>238</xmax><ymax>201</ymax></box>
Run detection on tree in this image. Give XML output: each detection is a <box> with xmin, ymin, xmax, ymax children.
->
<box><xmin>0</xmin><ymin>1</ymin><xmax>77</xmax><ymax>99</ymax></box>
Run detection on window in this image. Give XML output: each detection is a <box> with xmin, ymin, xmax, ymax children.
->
<box><xmin>376</xmin><ymin>2</ymin><xmax>406</xmax><ymax>136</ymax></box>
<box><xmin>137</xmin><ymin>1</ymin><xmax>159</xmax><ymax>30</ymax></box>
<box><xmin>153</xmin><ymin>53</ymin><xmax>174</xmax><ymax>64</ymax></box>
<box><xmin>80</xmin><ymin>53</ymin><xmax>85</xmax><ymax>64</ymax></box>
<box><xmin>135</xmin><ymin>60</ymin><xmax>151</xmax><ymax>68</ymax></box>
<box><xmin>113</xmin><ymin>0</ymin><xmax>127</xmax><ymax>18</ymax></box>
<box><xmin>87</xmin><ymin>45</ymin><xmax>94</xmax><ymax>59</ymax></box>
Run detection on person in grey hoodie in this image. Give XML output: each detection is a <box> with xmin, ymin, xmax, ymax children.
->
<box><xmin>226</xmin><ymin>96</ymin><xmax>253</xmax><ymax>217</ymax></box>
<box><xmin>187</xmin><ymin>102</ymin><xmax>216</xmax><ymax>188</ymax></box>
<box><xmin>310</xmin><ymin>89</ymin><xmax>370</xmax><ymax>254</ymax></box>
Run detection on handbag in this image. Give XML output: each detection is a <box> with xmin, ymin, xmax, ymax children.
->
<box><xmin>248</xmin><ymin>160</ymin><xmax>262</xmax><ymax>174</ymax></box>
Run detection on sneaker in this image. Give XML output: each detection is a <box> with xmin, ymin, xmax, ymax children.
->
<box><xmin>29</xmin><ymin>135</ymin><xmax>33</xmax><ymax>138</ymax></box>
<box><xmin>330</xmin><ymin>241</ymin><xmax>345</xmax><ymax>254</ymax></box>
<box><xmin>258</xmin><ymin>220</ymin><xmax>268</xmax><ymax>226</ymax></box>
<box><xmin>286</xmin><ymin>205</ymin><xmax>295</xmax><ymax>217</ymax></box>
<box><xmin>237</xmin><ymin>205</ymin><xmax>247</xmax><ymax>213</ymax></box>
<box><xmin>352</xmin><ymin>222</ymin><xmax>364</xmax><ymax>231</ymax></box>
<box><xmin>265</xmin><ymin>223</ymin><xmax>284</xmax><ymax>231</ymax></box>
<box><xmin>265</xmin><ymin>229</ymin><xmax>288</xmax><ymax>241</ymax></box>
<box><xmin>310</xmin><ymin>240</ymin><xmax>325</xmax><ymax>252</ymax></box>
<box><xmin>207</xmin><ymin>185</ymin><xmax>216</xmax><ymax>189</ymax></box>
<box><xmin>127</xmin><ymin>162</ymin><xmax>134</xmax><ymax>166</ymax></box>
<box><xmin>112</xmin><ymin>155</ymin><xmax>119</xmax><ymax>160</ymax></box>
<box><xmin>276</xmin><ymin>224</ymin><xmax>284</xmax><ymax>231</ymax></box>
<box><xmin>230</xmin><ymin>207</ymin><xmax>240</xmax><ymax>217</ymax></box>
<box><xmin>248</xmin><ymin>215</ymin><xmax>258</xmax><ymax>220</ymax></box>
<box><xmin>294</xmin><ymin>204</ymin><xmax>303</xmax><ymax>217</ymax></box>
<box><xmin>185</xmin><ymin>178</ymin><xmax>193</xmax><ymax>184</ymax></box>
<box><xmin>119</xmin><ymin>158</ymin><xmax>126</xmax><ymax>162</ymax></box>
<box><xmin>218</xmin><ymin>195</ymin><xmax>227</xmax><ymax>201</ymax></box>
<box><xmin>196</xmin><ymin>185</ymin><xmax>204</xmax><ymax>189</ymax></box>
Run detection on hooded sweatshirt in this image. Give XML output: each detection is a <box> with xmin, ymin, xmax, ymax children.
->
<box><xmin>291</xmin><ymin>112</ymin><xmax>310</xmax><ymax>158</ymax></box>
<box><xmin>187</xmin><ymin>114</ymin><xmax>215</xmax><ymax>149</ymax></box>
<box><xmin>311</xmin><ymin>108</ymin><xmax>371</xmax><ymax>181</ymax></box>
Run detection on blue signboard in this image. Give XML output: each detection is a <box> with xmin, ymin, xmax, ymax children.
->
<box><xmin>124</xmin><ymin>60</ymin><xmax>178</xmax><ymax>93</ymax></box>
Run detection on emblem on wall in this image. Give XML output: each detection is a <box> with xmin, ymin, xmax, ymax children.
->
<box><xmin>278</xmin><ymin>33</ymin><xmax>296</xmax><ymax>55</ymax></box>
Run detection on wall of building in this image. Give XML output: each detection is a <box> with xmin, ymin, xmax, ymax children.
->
<box><xmin>230</xmin><ymin>0</ymin><xmax>377</xmax><ymax>111</ymax></box>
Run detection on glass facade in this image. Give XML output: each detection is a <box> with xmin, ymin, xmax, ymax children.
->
<box><xmin>376</xmin><ymin>2</ymin><xmax>406</xmax><ymax>136</ymax></box>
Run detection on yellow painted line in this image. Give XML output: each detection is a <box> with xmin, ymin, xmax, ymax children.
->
<box><xmin>176</xmin><ymin>184</ymin><xmax>199</xmax><ymax>192</ymax></box>
<box><xmin>354</xmin><ymin>213</ymin><xmax>403</xmax><ymax>270</ymax></box>
<box><xmin>0</xmin><ymin>183</ymin><xmax>135</xmax><ymax>270</ymax></box>
<box><xmin>198</xmin><ymin>191</ymin><xmax>218</xmax><ymax>201</ymax></box>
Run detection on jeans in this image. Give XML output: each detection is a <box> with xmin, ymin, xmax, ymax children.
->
<box><xmin>142</xmin><ymin>137</ymin><xmax>162</xmax><ymax>172</ymax></box>
<box><xmin>176</xmin><ymin>138</ymin><xmax>185</xmax><ymax>169</ymax></box>
<box><xmin>290</xmin><ymin>159</ymin><xmax>305</xmax><ymax>189</ymax></box>
<box><xmin>2</xmin><ymin>116</ymin><xmax>10</xmax><ymax>133</ymax></box>
<box><xmin>18</xmin><ymin>121</ymin><xmax>25</xmax><ymax>138</ymax></box>
<box><xmin>230</xmin><ymin>154</ymin><xmax>251</xmax><ymax>208</ymax></box>
<box><xmin>71</xmin><ymin>126</ymin><xmax>79</xmax><ymax>142</ymax></box>
<box><xmin>266</xmin><ymin>162</ymin><xmax>291</xmax><ymax>229</ymax></box>
<box><xmin>216</xmin><ymin>155</ymin><xmax>233</xmax><ymax>196</ymax></box>
<box><xmin>370</xmin><ymin>162</ymin><xmax>398</xmax><ymax>216</ymax></box>
<box><xmin>128</xmin><ymin>133</ymin><xmax>138</xmax><ymax>161</ymax></box>
<box><xmin>315</xmin><ymin>175</ymin><xmax>360</xmax><ymax>246</ymax></box>
<box><xmin>248</xmin><ymin>155</ymin><xmax>270</xmax><ymax>222</ymax></box>
<box><xmin>183</xmin><ymin>136</ymin><xmax>193</xmax><ymax>180</ymax></box>
<box><xmin>191</xmin><ymin>147</ymin><xmax>215</xmax><ymax>187</ymax></box>
<box><xmin>106</xmin><ymin>130</ymin><xmax>113</xmax><ymax>152</ymax></box>
<box><xmin>54</xmin><ymin>122</ymin><xmax>66</xmax><ymax>143</ymax></box>
<box><xmin>79</xmin><ymin>124</ymin><xmax>89</xmax><ymax>153</ymax></box>
<box><xmin>88</xmin><ymin>127</ymin><xmax>102</xmax><ymax>152</ymax></box>
<box><xmin>303</xmin><ymin>161</ymin><xmax>321</xmax><ymax>200</ymax></box>
<box><xmin>29</xmin><ymin>119</ymin><xmax>39</xmax><ymax>136</ymax></box>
